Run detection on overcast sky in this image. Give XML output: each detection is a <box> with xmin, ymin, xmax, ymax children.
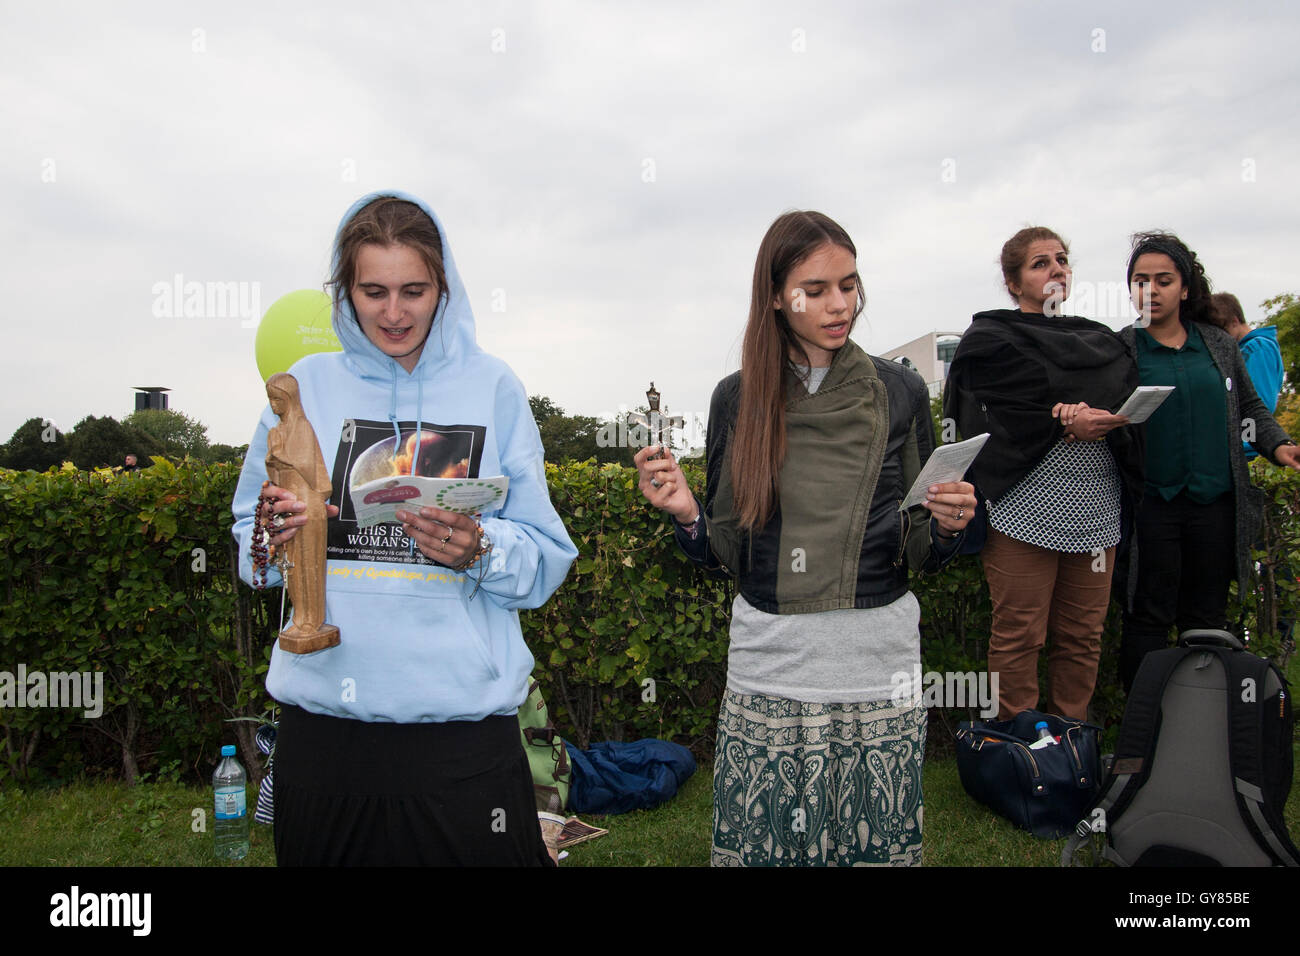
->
<box><xmin>4</xmin><ymin>0</ymin><xmax>1297</xmax><ymax>446</ymax></box>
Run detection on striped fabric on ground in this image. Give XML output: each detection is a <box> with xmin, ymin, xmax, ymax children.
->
<box><xmin>254</xmin><ymin>723</ymin><xmax>276</xmax><ymax>825</ymax></box>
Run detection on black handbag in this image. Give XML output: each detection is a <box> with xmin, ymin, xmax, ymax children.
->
<box><xmin>955</xmin><ymin>710</ymin><xmax>1102</xmax><ymax>839</ymax></box>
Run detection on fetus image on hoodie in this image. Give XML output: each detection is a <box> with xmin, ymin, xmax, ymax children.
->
<box><xmin>351</xmin><ymin>429</ymin><xmax>471</xmax><ymax>486</ymax></box>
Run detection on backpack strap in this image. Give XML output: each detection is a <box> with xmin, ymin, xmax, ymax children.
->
<box><xmin>1060</xmin><ymin>763</ymin><xmax>1141</xmax><ymax>866</ymax></box>
<box><xmin>1061</xmin><ymin>647</ymin><xmax>1189</xmax><ymax>867</ymax></box>
<box><xmin>1222</xmin><ymin>650</ymin><xmax>1300</xmax><ymax>866</ymax></box>
<box><xmin>1108</xmin><ymin>647</ymin><xmax>1189</xmax><ymax>807</ymax></box>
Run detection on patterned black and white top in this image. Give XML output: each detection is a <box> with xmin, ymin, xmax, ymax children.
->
<box><xmin>988</xmin><ymin>439</ymin><xmax>1121</xmax><ymax>552</ymax></box>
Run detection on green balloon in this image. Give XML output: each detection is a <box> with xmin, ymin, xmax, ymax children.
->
<box><xmin>254</xmin><ymin>289</ymin><xmax>342</xmax><ymax>382</ymax></box>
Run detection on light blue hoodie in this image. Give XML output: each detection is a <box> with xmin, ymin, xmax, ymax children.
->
<box><xmin>231</xmin><ymin>192</ymin><xmax>577</xmax><ymax>722</ymax></box>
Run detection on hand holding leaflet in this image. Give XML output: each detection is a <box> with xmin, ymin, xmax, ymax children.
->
<box><xmin>1114</xmin><ymin>386</ymin><xmax>1174</xmax><ymax>424</ymax></box>
<box><xmin>900</xmin><ymin>434</ymin><xmax>990</xmax><ymax>511</ymax></box>
<box><xmin>350</xmin><ymin>475</ymin><xmax>509</xmax><ymax>529</ymax></box>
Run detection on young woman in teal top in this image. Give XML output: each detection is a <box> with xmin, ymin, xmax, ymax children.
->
<box><xmin>1118</xmin><ymin>232</ymin><xmax>1299</xmax><ymax>689</ymax></box>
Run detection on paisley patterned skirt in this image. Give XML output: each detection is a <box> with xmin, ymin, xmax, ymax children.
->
<box><xmin>712</xmin><ymin>690</ymin><xmax>925</xmax><ymax>866</ymax></box>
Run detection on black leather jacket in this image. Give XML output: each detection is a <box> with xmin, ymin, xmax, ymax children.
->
<box><xmin>675</xmin><ymin>348</ymin><xmax>962</xmax><ymax>614</ymax></box>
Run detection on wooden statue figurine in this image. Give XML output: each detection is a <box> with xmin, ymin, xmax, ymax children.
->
<box><xmin>265</xmin><ymin>372</ymin><xmax>341</xmax><ymax>654</ymax></box>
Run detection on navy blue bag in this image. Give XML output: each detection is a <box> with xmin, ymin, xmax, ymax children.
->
<box><xmin>564</xmin><ymin>739</ymin><xmax>696</xmax><ymax>815</ymax></box>
<box><xmin>955</xmin><ymin>709</ymin><xmax>1102</xmax><ymax>839</ymax></box>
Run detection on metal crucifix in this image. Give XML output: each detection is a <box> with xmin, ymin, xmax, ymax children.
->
<box><xmin>627</xmin><ymin>382</ymin><xmax>684</xmax><ymax>459</ymax></box>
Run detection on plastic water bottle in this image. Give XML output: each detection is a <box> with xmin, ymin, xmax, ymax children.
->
<box><xmin>1030</xmin><ymin>720</ymin><xmax>1059</xmax><ymax>750</ymax></box>
<box><xmin>213</xmin><ymin>744</ymin><xmax>249</xmax><ymax>860</ymax></box>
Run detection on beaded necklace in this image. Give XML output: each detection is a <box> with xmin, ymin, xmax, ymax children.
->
<box><xmin>252</xmin><ymin>482</ymin><xmax>294</xmax><ymax>633</ymax></box>
<box><xmin>251</xmin><ymin>483</ymin><xmax>278</xmax><ymax>589</ymax></box>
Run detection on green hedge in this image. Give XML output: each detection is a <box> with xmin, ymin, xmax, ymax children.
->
<box><xmin>526</xmin><ymin>460</ymin><xmax>731</xmax><ymax>753</ymax></box>
<box><xmin>0</xmin><ymin>460</ymin><xmax>279</xmax><ymax>787</ymax></box>
<box><xmin>1</xmin><ymin>457</ymin><xmax>1295</xmax><ymax>786</ymax></box>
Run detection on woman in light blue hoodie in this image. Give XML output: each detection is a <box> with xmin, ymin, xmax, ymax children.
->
<box><xmin>231</xmin><ymin>192</ymin><xmax>577</xmax><ymax>865</ymax></box>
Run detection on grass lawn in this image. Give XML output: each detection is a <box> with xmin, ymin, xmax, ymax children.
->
<box><xmin>4</xmin><ymin>739</ymin><xmax>1295</xmax><ymax>866</ymax></box>
<box><xmin>3</xmin><ymin>660</ymin><xmax>1296</xmax><ymax>867</ymax></box>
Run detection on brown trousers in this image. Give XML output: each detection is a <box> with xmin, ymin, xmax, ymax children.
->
<box><xmin>981</xmin><ymin>528</ymin><xmax>1116</xmax><ymax>721</ymax></box>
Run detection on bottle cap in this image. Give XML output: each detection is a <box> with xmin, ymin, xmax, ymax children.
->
<box><xmin>1034</xmin><ymin>721</ymin><xmax>1048</xmax><ymax>730</ymax></box>
<box><xmin>221</xmin><ymin>744</ymin><xmax>236</xmax><ymax>757</ymax></box>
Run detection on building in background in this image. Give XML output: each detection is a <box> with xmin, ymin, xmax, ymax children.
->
<box><xmin>879</xmin><ymin>332</ymin><xmax>964</xmax><ymax>398</ymax></box>
<box><xmin>133</xmin><ymin>386</ymin><xmax>170</xmax><ymax>412</ymax></box>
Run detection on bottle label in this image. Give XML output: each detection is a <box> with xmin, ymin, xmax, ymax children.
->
<box><xmin>215</xmin><ymin>786</ymin><xmax>246</xmax><ymax>820</ymax></box>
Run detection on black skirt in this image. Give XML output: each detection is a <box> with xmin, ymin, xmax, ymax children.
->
<box><xmin>273</xmin><ymin>703</ymin><xmax>553</xmax><ymax>867</ymax></box>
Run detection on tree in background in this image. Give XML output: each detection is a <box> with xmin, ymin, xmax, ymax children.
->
<box><xmin>204</xmin><ymin>443</ymin><xmax>249</xmax><ymax>464</ymax></box>
<box><xmin>1</xmin><ymin>417</ymin><xmax>70</xmax><ymax>471</ymax></box>
<box><xmin>66</xmin><ymin>416</ymin><xmax>165</xmax><ymax>470</ymax></box>
<box><xmin>124</xmin><ymin>408</ymin><xmax>210</xmax><ymax>460</ymax></box>
<box><xmin>1262</xmin><ymin>294</ymin><xmax>1300</xmax><ymax>436</ymax></box>
<box><xmin>529</xmin><ymin>395</ymin><xmax>631</xmax><ymax>465</ymax></box>
<box><xmin>528</xmin><ymin>395</ymin><xmax>565</xmax><ymax>424</ymax></box>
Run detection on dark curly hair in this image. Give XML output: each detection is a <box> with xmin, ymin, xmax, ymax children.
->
<box><xmin>1126</xmin><ymin>231</ymin><xmax>1212</xmax><ymax>324</ymax></box>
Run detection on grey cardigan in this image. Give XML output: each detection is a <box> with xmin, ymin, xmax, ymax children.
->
<box><xmin>1119</xmin><ymin>320</ymin><xmax>1293</xmax><ymax>600</ymax></box>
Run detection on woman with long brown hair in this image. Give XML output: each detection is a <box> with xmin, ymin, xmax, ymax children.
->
<box><xmin>636</xmin><ymin>211</ymin><xmax>975</xmax><ymax>866</ymax></box>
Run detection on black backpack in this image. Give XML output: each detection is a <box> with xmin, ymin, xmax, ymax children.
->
<box><xmin>1062</xmin><ymin>630</ymin><xmax>1298</xmax><ymax>867</ymax></box>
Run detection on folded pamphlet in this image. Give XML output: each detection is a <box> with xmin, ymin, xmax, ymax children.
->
<box><xmin>349</xmin><ymin>474</ymin><xmax>509</xmax><ymax>529</ymax></box>
<box><xmin>900</xmin><ymin>433</ymin><xmax>990</xmax><ymax>510</ymax></box>
<box><xmin>1114</xmin><ymin>386</ymin><xmax>1175</xmax><ymax>424</ymax></box>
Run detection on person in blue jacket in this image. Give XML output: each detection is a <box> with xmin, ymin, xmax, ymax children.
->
<box><xmin>231</xmin><ymin>192</ymin><xmax>577</xmax><ymax>866</ymax></box>
<box><xmin>1208</xmin><ymin>292</ymin><xmax>1285</xmax><ymax>459</ymax></box>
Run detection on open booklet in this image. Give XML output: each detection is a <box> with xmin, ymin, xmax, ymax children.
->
<box><xmin>1114</xmin><ymin>385</ymin><xmax>1175</xmax><ymax>424</ymax></box>
<box><xmin>900</xmin><ymin>433</ymin><xmax>990</xmax><ymax>511</ymax></box>
<box><xmin>348</xmin><ymin>475</ymin><xmax>509</xmax><ymax>530</ymax></box>
<box><xmin>556</xmin><ymin>817</ymin><xmax>609</xmax><ymax>850</ymax></box>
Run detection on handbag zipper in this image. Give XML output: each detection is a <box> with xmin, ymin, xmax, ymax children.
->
<box><xmin>1064</xmin><ymin>726</ymin><xmax>1088</xmax><ymax>784</ymax></box>
<box><xmin>1012</xmin><ymin>741</ymin><xmax>1044</xmax><ymax>793</ymax></box>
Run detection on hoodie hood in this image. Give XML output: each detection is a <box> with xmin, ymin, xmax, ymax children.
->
<box><xmin>330</xmin><ymin>190</ymin><xmax>481</xmax><ymax>383</ymax></box>
<box><xmin>230</xmin><ymin>192</ymin><xmax>578</xmax><ymax>724</ymax></box>
<box><xmin>1241</xmin><ymin>326</ymin><xmax>1278</xmax><ymax>346</ymax></box>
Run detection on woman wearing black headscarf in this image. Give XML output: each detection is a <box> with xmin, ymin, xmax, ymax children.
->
<box><xmin>945</xmin><ymin>226</ymin><xmax>1144</xmax><ymax>721</ymax></box>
